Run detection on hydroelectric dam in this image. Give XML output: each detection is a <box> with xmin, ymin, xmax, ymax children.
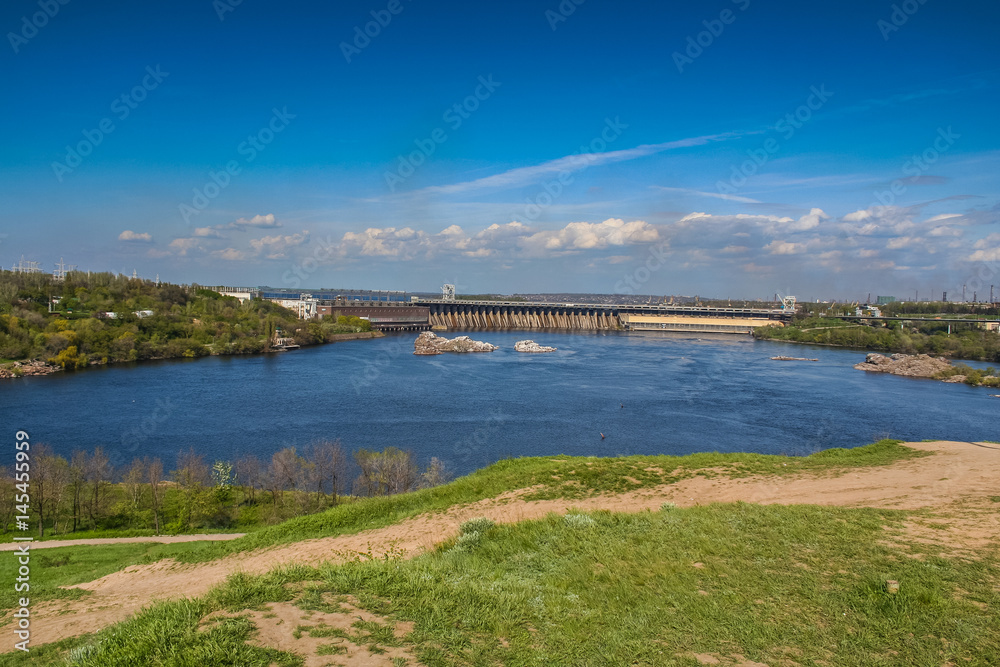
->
<box><xmin>213</xmin><ymin>288</ymin><xmax>797</xmax><ymax>334</ymax></box>
<box><xmin>413</xmin><ymin>299</ymin><xmax>796</xmax><ymax>334</ymax></box>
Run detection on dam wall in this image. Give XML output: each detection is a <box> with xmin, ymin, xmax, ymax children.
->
<box><xmin>420</xmin><ymin>301</ymin><xmax>792</xmax><ymax>333</ymax></box>
<box><xmin>428</xmin><ymin>305</ymin><xmax>618</xmax><ymax>330</ymax></box>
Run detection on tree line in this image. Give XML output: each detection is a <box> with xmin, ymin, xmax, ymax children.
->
<box><xmin>1</xmin><ymin>442</ymin><xmax>450</xmax><ymax>537</ymax></box>
<box><xmin>755</xmin><ymin>316</ymin><xmax>1000</xmax><ymax>362</ymax></box>
<box><xmin>0</xmin><ymin>271</ymin><xmax>371</xmax><ymax>370</ymax></box>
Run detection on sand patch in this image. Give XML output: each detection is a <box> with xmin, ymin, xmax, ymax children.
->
<box><xmin>203</xmin><ymin>598</ymin><xmax>419</xmax><ymax>666</ymax></box>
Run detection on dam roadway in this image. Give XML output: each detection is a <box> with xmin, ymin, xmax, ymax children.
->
<box><xmin>410</xmin><ymin>299</ymin><xmax>794</xmax><ymax>334</ymax></box>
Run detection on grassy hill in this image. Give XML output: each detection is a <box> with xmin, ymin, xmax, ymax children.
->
<box><xmin>3</xmin><ymin>441</ymin><xmax>998</xmax><ymax>666</ymax></box>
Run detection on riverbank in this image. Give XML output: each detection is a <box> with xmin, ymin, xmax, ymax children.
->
<box><xmin>754</xmin><ymin>317</ymin><xmax>1000</xmax><ymax>363</ymax></box>
<box><xmin>0</xmin><ymin>330</ymin><xmax>383</xmax><ymax>381</ymax></box>
<box><xmin>6</xmin><ymin>440</ymin><xmax>998</xmax><ymax>665</ymax></box>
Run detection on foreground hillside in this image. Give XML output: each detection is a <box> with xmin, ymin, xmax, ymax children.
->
<box><xmin>2</xmin><ymin>440</ymin><xmax>998</xmax><ymax>666</ymax></box>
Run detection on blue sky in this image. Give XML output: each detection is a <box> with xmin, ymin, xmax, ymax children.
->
<box><xmin>2</xmin><ymin>0</ymin><xmax>998</xmax><ymax>300</ymax></box>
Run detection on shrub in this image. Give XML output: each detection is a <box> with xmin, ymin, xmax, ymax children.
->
<box><xmin>459</xmin><ymin>517</ymin><xmax>495</xmax><ymax>535</ymax></box>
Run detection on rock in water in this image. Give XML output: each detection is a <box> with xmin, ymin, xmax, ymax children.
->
<box><xmin>852</xmin><ymin>352</ymin><xmax>952</xmax><ymax>378</ymax></box>
<box><xmin>413</xmin><ymin>331</ymin><xmax>498</xmax><ymax>355</ymax></box>
<box><xmin>514</xmin><ymin>340</ymin><xmax>557</xmax><ymax>353</ymax></box>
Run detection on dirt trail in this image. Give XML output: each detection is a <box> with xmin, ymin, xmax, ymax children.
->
<box><xmin>25</xmin><ymin>441</ymin><xmax>1000</xmax><ymax>647</ymax></box>
<box><xmin>0</xmin><ymin>533</ymin><xmax>246</xmax><ymax>551</ymax></box>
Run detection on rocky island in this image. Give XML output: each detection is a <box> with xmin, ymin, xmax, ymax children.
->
<box><xmin>413</xmin><ymin>332</ymin><xmax>498</xmax><ymax>355</ymax></box>
<box><xmin>514</xmin><ymin>340</ymin><xmax>557</xmax><ymax>353</ymax></box>
<box><xmin>853</xmin><ymin>353</ymin><xmax>953</xmax><ymax>378</ymax></box>
<box><xmin>854</xmin><ymin>352</ymin><xmax>1000</xmax><ymax>387</ymax></box>
<box><xmin>0</xmin><ymin>360</ymin><xmax>63</xmax><ymax>379</ymax></box>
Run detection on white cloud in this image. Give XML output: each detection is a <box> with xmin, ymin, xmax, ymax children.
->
<box><xmin>842</xmin><ymin>209</ymin><xmax>873</xmax><ymax>222</ymax></box>
<box><xmin>249</xmin><ymin>231</ymin><xmax>310</xmax><ymax>259</ymax></box>
<box><xmin>886</xmin><ymin>236</ymin><xmax>920</xmax><ymax>249</ymax></box>
<box><xmin>928</xmin><ymin>225</ymin><xmax>961</xmax><ymax>237</ymax></box>
<box><xmin>787</xmin><ymin>208</ymin><xmax>828</xmax><ymax>231</ymax></box>
<box><xmin>656</xmin><ymin>186</ymin><xmax>761</xmax><ymax>204</ymax></box>
<box><xmin>415</xmin><ymin>132</ymin><xmax>747</xmax><ymax>196</ymax></box>
<box><xmin>118</xmin><ymin>230</ymin><xmax>153</xmax><ymax>243</ymax></box>
<box><xmin>765</xmin><ymin>240</ymin><xmax>805</xmax><ymax>255</ymax></box>
<box><xmin>168</xmin><ymin>238</ymin><xmax>201</xmax><ymax>255</ymax></box>
<box><xmin>193</xmin><ymin>227</ymin><xmax>225</xmax><ymax>238</ymax></box>
<box><xmin>520</xmin><ymin>219</ymin><xmax>659</xmax><ymax>253</ymax></box>
<box><xmin>968</xmin><ymin>248</ymin><xmax>1000</xmax><ymax>262</ymax></box>
<box><xmin>925</xmin><ymin>213</ymin><xmax>962</xmax><ymax>223</ymax></box>
<box><xmin>212</xmin><ymin>248</ymin><xmax>247</xmax><ymax>261</ymax></box>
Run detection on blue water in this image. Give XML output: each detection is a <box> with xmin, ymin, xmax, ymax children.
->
<box><xmin>2</xmin><ymin>331</ymin><xmax>996</xmax><ymax>474</ymax></box>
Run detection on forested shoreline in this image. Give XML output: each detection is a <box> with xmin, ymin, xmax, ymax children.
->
<box><xmin>0</xmin><ymin>271</ymin><xmax>375</xmax><ymax>376</ymax></box>
<box><xmin>755</xmin><ymin>314</ymin><xmax>1000</xmax><ymax>362</ymax></box>
<box><xmin>2</xmin><ymin>442</ymin><xmax>449</xmax><ymax>538</ymax></box>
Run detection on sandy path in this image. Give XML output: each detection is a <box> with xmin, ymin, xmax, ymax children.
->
<box><xmin>0</xmin><ymin>534</ymin><xmax>246</xmax><ymax>551</ymax></box>
<box><xmin>23</xmin><ymin>441</ymin><xmax>1000</xmax><ymax>647</ymax></box>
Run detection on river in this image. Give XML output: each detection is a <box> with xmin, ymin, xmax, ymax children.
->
<box><xmin>2</xmin><ymin>331</ymin><xmax>996</xmax><ymax>475</ymax></box>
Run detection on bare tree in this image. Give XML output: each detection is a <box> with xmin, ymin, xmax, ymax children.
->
<box><xmin>420</xmin><ymin>457</ymin><xmax>452</xmax><ymax>489</ymax></box>
<box><xmin>68</xmin><ymin>451</ymin><xmax>87</xmax><ymax>532</ymax></box>
<box><xmin>122</xmin><ymin>458</ymin><xmax>146</xmax><ymax>528</ymax></box>
<box><xmin>235</xmin><ymin>454</ymin><xmax>262</xmax><ymax>505</ymax></box>
<box><xmin>147</xmin><ymin>458</ymin><xmax>164</xmax><ymax>533</ymax></box>
<box><xmin>33</xmin><ymin>444</ymin><xmax>69</xmax><ymax>537</ymax></box>
<box><xmin>266</xmin><ymin>447</ymin><xmax>307</xmax><ymax>511</ymax></box>
<box><xmin>306</xmin><ymin>440</ymin><xmax>346</xmax><ymax>508</ymax></box>
<box><xmin>86</xmin><ymin>447</ymin><xmax>111</xmax><ymax>526</ymax></box>
<box><xmin>353</xmin><ymin>448</ymin><xmax>418</xmax><ymax>497</ymax></box>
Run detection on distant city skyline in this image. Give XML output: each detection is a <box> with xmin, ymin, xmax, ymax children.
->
<box><xmin>2</xmin><ymin>0</ymin><xmax>998</xmax><ymax>300</ymax></box>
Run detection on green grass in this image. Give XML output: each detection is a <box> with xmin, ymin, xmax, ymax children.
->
<box><xmin>0</xmin><ymin>440</ymin><xmax>924</xmax><ymax>617</ymax></box>
<box><xmin>0</xmin><ymin>526</ymin><xmax>256</xmax><ymax>544</ymax></box>
<box><xmin>171</xmin><ymin>439</ymin><xmax>923</xmax><ymax>564</ymax></box>
<box><xmin>6</xmin><ymin>503</ymin><xmax>996</xmax><ymax>666</ymax></box>
<box><xmin>0</xmin><ymin>542</ymin><xmax>218</xmax><ymax>613</ymax></box>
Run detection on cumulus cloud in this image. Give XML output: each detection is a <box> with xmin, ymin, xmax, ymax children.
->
<box><xmin>193</xmin><ymin>227</ymin><xmax>225</xmax><ymax>238</ymax></box>
<box><xmin>212</xmin><ymin>248</ymin><xmax>247</xmax><ymax>261</ymax></box>
<box><xmin>249</xmin><ymin>231</ymin><xmax>310</xmax><ymax>259</ymax></box>
<box><xmin>765</xmin><ymin>240</ymin><xmax>805</xmax><ymax>255</ymax></box>
<box><xmin>118</xmin><ymin>230</ymin><xmax>153</xmax><ymax>243</ymax></box>
<box><xmin>521</xmin><ymin>219</ymin><xmax>659</xmax><ymax>253</ymax></box>
<box><xmin>787</xmin><ymin>208</ymin><xmax>828</xmax><ymax>231</ymax></box>
<box><xmin>333</xmin><ymin>218</ymin><xmax>659</xmax><ymax>260</ymax></box>
<box><xmin>168</xmin><ymin>238</ymin><xmax>201</xmax><ymax>255</ymax></box>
